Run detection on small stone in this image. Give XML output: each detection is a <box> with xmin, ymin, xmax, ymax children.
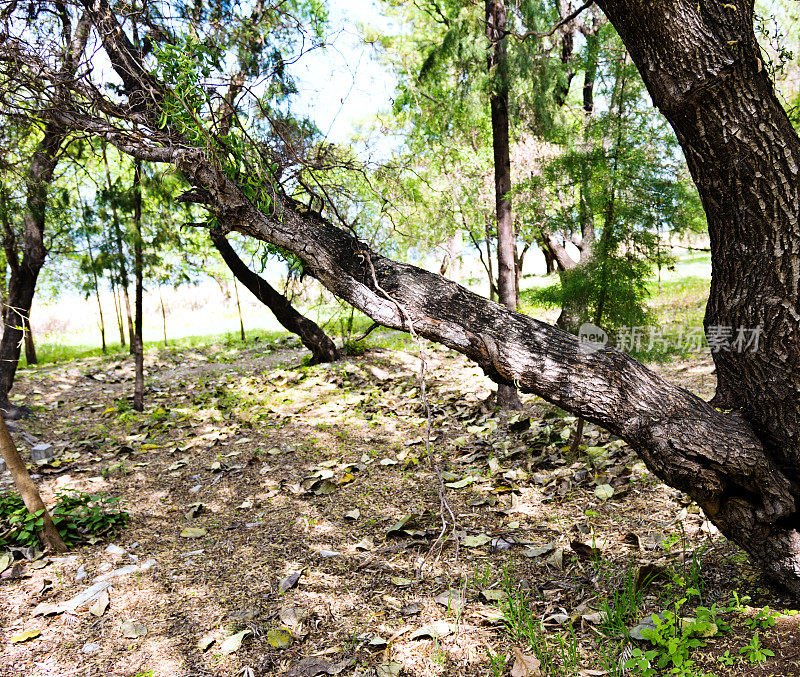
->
<box><xmin>30</xmin><ymin>443</ymin><xmax>54</xmax><ymax>463</ymax></box>
<box><xmin>82</xmin><ymin>642</ymin><xmax>101</xmax><ymax>654</ymax></box>
<box><xmin>98</xmin><ymin>563</ymin><xmax>112</xmax><ymax>573</ymax></box>
<box><xmin>105</xmin><ymin>544</ymin><xmax>125</xmax><ymax>556</ymax></box>
<box><xmin>75</xmin><ymin>564</ymin><xmax>87</xmax><ymax>582</ymax></box>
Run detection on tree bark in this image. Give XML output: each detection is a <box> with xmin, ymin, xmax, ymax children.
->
<box><xmin>0</xmin><ymin>122</ymin><xmax>63</xmax><ymax>417</ymax></box>
<box><xmin>46</xmin><ymin>0</ymin><xmax>800</xmax><ymax>593</ymax></box>
<box><xmin>111</xmin><ymin>278</ymin><xmax>125</xmax><ymax>348</ymax></box>
<box><xmin>23</xmin><ymin>315</ymin><xmax>37</xmax><ymax>365</ymax></box>
<box><xmin>0</xmin><ymin>416</ymin><xmax>66</xmax><ymax>552</ymax></box>
<box><xmin>103</xmin><ymin>144</ymin><xmax>135</xmax><ymax>354</ymax></box>
<box><xmin>209</xmin><ymin>228</ymin><xmax>339</xmax><ymax>364</ymax></box>
<box><xmin>486</xmin><ymin>0</ymin><xmax>522</xmax><ymax>410</ymax></box>
<box><xmin>85</xmin><ymin>228</ymin><xmax>107</xmax><ymax>353</ymax></box>
<box><xmin>132</xmin><ymin>159</ymin><xmax>144</xmax><ymax>412</ymax></box>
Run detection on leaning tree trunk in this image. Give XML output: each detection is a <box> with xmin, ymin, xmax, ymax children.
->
<box><xmin>58</xmin><ymin>0</ymin><xmax>800</xmax><ymax>593</ymax></box>
<box><xmin>486</xmin><ymin>0</ymin><xmax>522</xmax><ymax>410</ymax></box>
<box><xmin>0</xmin><ymin>416</ymin><xmax>66</xmax><ymax>552</ymax></box>
<box><xmin>209</xmin><ymin>228</ymin><xmax>339</xmax><ymax>364</ymax></box>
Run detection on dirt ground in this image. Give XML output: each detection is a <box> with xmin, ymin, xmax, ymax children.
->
<box><xmin>0</xmin><ymin>335</ymin><xmax>798</xmax><ymax>677</ymax></box>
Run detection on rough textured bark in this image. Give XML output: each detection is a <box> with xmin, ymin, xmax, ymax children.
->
<box><xmin>209</xmin><ymin>228</ymin><xmax>339</xmax><ymax>364</ymax></box>
<box><xmin>0</xmin><ymin>121</ymin><xmax>63</xmax><ymax>417</ymax></box>
<box><xmin>0</xmin><ymin>416</ymin><xmax>66</xmax><ymax>552</ymax></box>
<box><xmin>486</xmin><ymin>0</ymin><xmax>522</xmax><ymax>410</ymax></box>
<box><xmin>30</xmin><ymin>0</ymin><xmax>800</xmax><ymax>593</ymax></box>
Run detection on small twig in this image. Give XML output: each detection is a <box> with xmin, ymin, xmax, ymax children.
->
<box><xmin>352</xmin><ymin>322</ymin><xmax>380</xmax><ymax>343</ymax></box>
<box><xmin>509</xmin><ymin>0</ymin><xmax>594</xmax><ymax>42</ymax></box>
<box><xmin>362</xmin><ymin>251</ymin><xmax>458</xmax><ymax>575</ymax></box>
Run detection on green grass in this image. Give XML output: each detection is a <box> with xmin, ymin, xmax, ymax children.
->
<box><xmin>21</xmin><ymin>328</ymin><xmax>288</xmax><ymax>369</ymax></box>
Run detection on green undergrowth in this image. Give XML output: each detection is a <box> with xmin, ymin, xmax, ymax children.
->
<box><xmin>0</xmin><ymin>490</ymin><xmax>128</xmax><ymax>549</ymax></box>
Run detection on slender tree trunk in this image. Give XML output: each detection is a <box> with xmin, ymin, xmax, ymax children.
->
<box><xmin>103</xmin><ymin>144</ymin><xmax>135</xmax><ymax>354</ymax></box>
<box><xmin>209</xmin><ymin>228</ymin><xmax>339</xmax><ymax>363</ymax></box>
<box><xmin>111</xmin><ymin>278</ymin><xmax>125</xmax><ymax>347</ymax></box>
<box><xmin>486</xmin><ymin>0</ymin><xmax>521</xmax><ymax>410</ymax></box>
<box><xmin>85</xmin><ymin>230</ymin><xmax>107</xmax><ymax>353</ymax></box>
<box><xmin>0</xmin><ymin>416</ymin><xmax>66</xmax><ymax>551</ymax></box>
<box><xmin>233</xmin><ymin>276</ymin><xmax>246</xmax><ymax>341</ymax></box>
<box><xmin>23</xmin><ymin>316</ymin><xmax>37</xmax><ymax>365</ymax></box>
<box><xmin>159</xmin><ymin>287</ymin><xmax>167</xmax><ymax>346</ymax></box>
<box><xmin>132</xmin><ymin>159</ymin><xmax>144</xmax><ymax>412</ymax></box>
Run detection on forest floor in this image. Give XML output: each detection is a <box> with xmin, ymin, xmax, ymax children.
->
<box><xmin>0</xmin><ymin>333</ymin><xmax>799</xmax><ymax>677</ymax></box>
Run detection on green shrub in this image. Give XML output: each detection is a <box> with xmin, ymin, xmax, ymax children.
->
<box><xmin>0</xmin><ymin>489</ymin><xmax>128</xmax><ymax>548</ymax></box>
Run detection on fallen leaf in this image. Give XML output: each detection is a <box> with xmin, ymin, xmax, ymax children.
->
<box><xmin>180</xmin><ymin>527</ymin><xmax>207</xmax><ymax>539</ymax></box>
<box><xmin>279</xmin><ymin>606</ymin><xmax>308</xmax><ymax>629</ymax></box>
<box><xmin>344</xmin><ymin>509</ymin><xmax>360</xmax><ymax>520</ymax></box>
<box><xmin>511</xmin><ymin>647</ymin><xmax>542</xmax><ymax>676</ymax></box>
<box><xmin>445</xmin><ymin>477</ymin><xmax>475</xmax><ymax>489</ymax></box>
<box><xmin>376</xmin><ymin>662</ymin><xmax>403</xmax><ymax>677</ymax></box>
<box><xmin>287</xmin><ymin>657</ymin><xmax>333</xmax><ymax>677</ymax></box>
<box><xmin>386</xmin><ymin>513</ymin><xmax>418</xmax><ymax>536</ymax></box>
<box><xmin>434</xmin><ymin>590</ymin><xmax>466</xmax><ymax>611</ymax></box>
<box><xmin>221</xmin><ymin>629</ymin><xmax>251</xmax><ymax>654</ymax></box>
<box><xmin>267</xmin><ymin>627</ymin><xmax>293</xmax><ymax>649</ymax></box>
<box><xmin>545</xmin><ymin>548</ymin><xmax>564</xmax><ymax>570</ymax></box>
<box><xmin>391</xmin><ymin>576</ymin><xmax>414</xmax><ymax>587</ymax></box>
<box><xmin>570</xmin><ymin>540</ymin><xmax>600</xmax><ymax>560</ymax></box>
<box><xmin>89</xmin><ymin>588</ymin><xmax>109</xmax><ymax>617</ymax></box>
<box><xmin>462</xmin><ymin>534</ymin><xmax>491</xmax><ymax>548</ymax></box>
<box><xmin>31</xmin><ymin>602</ymin><xmax>62</xmax><ymax>617</ymax></box>
<box><xmin>594</xmin><ymin>484</ymin><xmax>614</xmax><ymax>501</ymax></box>
<box><xmin>120</xmin><ymin>621</ymin><xmax>147</xmax><ymax>639</ymax></box>
<box><xmin>197</xmin><ymin>634</ymin><xmax>215</xmax><ymax>651</ymax></box>
<box><xmin>409</xmin><ymin>620</ymin><xmax>455</xmax><ymax>640</ymax></box>
<box><xmin>10</xmin><ymin>629</ymin><xmax>40</xmax><ymax>643</ymax></box>
<box><xmin>522</xmin><ymin>542</ymin><xmax>556</xmax><ymax>558</ymax></box>
<box><xmin>279</xmin><ymin>571</ymin><xmax>302</xmax><ymax>593</ymax></box>
<box><xmin>0</xmin><ymin>554</ymin><xmax>10</xmax><ymax>574</ymax></box>
<box><xmin>480</xmin><ymin>589</ymin><xmax>506</xmax><ymax>602</ymax></box>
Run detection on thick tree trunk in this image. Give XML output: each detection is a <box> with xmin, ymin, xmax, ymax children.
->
<box><xmin>61</xmin><ymin>0</ymin><xmax>800</xmax><ymax>593</ymax></box>
<box><xmin>0</xmin><ymin>416</ymin><xmax>66</xmax><ymax>552</ymax></box>
<box><xmin>209</xmin><ymin>228</ymin><xmax>339</xmax><ymax>364</ymax></box>
<box><xmin>486</xmin><ymin>0</ymin><xmax>522</xmax><ymax>410</ymax></box>
<box><xmin>0</xmin><ymin>121</ymin><xmax>63</xmax><ymax>417</ymax></box>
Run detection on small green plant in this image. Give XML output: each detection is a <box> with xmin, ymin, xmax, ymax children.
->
<box><xmin>601</xmin><ymin>565</ymin><xmax>647</xmax><ymax>636</ymax></box>
<box><xmin>0</xmin><ymin>489</ymin><xmax>128</xmax><ymax>548</ymax></box>
<box><xmin>499</xmin><ymin>567</ymin><xmax>580</xmax><ymax>675</ymax></box>
<box><xmin>739</xmin><ymin>632</ymin><xmax>774</xmax><ymax>665</ymax></box>
<box><xmin>342</xmin><ymin>340</ymin><xmax>367</xmax><ymax>356</ymax></box>
<box><xmin>625</xmin><ymin>593</ymin><xmax>720</xmax><ymax>677</ymax></box>
<box><xmin>485</xmin><ymin>648</ymin><xmax>507</xmax><ymax>677</ymax></box>
<box><xmin>747</xmin><ymin>606</ymin><xmax>778</xmax><ymax>630</ymax></box>
<box><xmin>717</xmin><ymin>650</ymin><xmax>737</xmax><ymax>666</ymax></box>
